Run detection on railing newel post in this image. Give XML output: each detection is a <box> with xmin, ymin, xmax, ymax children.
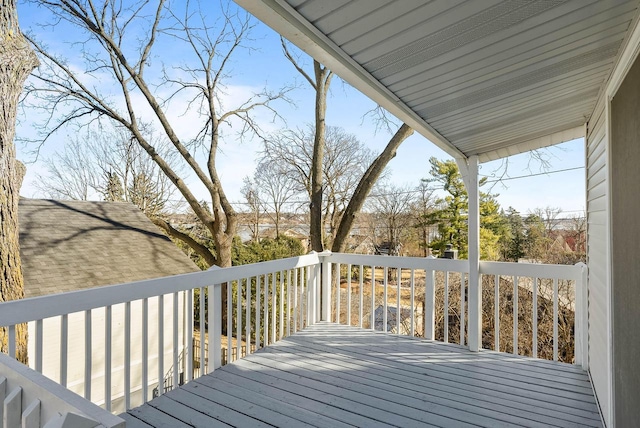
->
<box><xmin>425</xmin><ymin>256</ymin><xmax>436</xmax><ymax>340</ymax></box>
<box><xmin>320</xmin><ymin>251</ymin><xmax>332</xmax><ymax>322</ymax></box>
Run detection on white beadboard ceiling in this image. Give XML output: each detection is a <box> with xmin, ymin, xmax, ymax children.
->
<box><xmin>234</xmin><ymin>0</ymin><xmax>640</xmax><ymax>163</ymax></box>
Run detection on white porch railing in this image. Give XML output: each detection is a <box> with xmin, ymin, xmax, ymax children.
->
<box><xmin>0</xmin><ymin>252</ymin><xmax>587</xmax><ymax>415</ymax></box>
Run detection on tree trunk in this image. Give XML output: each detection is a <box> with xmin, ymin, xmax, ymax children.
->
<box><xmin>309</xmin><ymin>61</ymin><xmax>330</xmax><ymax>252</ymax></box>
<box><xmin>332</xmin><ymin>123</ymin><xmax>414</xmax><ymax>253</ymax></box>
<box><xmin>0</xmin><ymin>0</ymin><xmax>39</xmax><ymax>363</ymax></box>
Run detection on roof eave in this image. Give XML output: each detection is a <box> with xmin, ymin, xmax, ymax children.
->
<box><xmin>235</xmin><ymin>0</ymin><xmax>467</xmax><ymax>160</ymax></box>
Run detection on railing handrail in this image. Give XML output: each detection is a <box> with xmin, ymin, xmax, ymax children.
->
<box><xmin>480</xmin><ymin>260</ymin><xmax>583</xmax><ymax>281</ymax></box>
<box><xmin>0</xmin><ymin>252</ymin><xmax>321</xmax><ymax>326</ymax></box>
<box><xmin>324</xmin><ymin>252</ymin><xmax>469</xmax><ymax>272</ymax></box>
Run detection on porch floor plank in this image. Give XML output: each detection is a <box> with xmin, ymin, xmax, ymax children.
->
<box><xmin>125</xmin><ymin>322</ymin><xmax>603</xmax><ymax>428</ymax></box>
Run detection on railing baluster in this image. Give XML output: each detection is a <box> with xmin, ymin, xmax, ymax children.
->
<box><xmin>84</xmin><ymin>311</ymin><xmax>91</xmax><ymax>400</ymax></box>
<box><xmin>158</xmin><ymin>295</ymin><xmax>164</xmax><ymax>394</ymax></box>
<box><xmin>299</xmin><ymin>268</ymin><xmax>305</xmax><ymax>329</ymax></box>
<box><xmin>347</xmin><ymin>264</ymin><xmax>352</xmax><ymax>327</ymax></box>
<box><xmin>172</xmin><ymin>292</ymin><xmax>179</xmax><ymax>389</ymax></box>
<box><xmin>494</xmin><ymin>275</ymin><xmax>499</xmax><ymax>351</ymax></box>
<box><xmin>8</xmin><ymin>325</ymin><xmax>15</xmax><ymax>358</ymax></box>
<box><xmin>271</xmin><ymin>274</ymin><xmax>276</xmax><ymax>343</ymax></box>
<box><xmin>396</xmin><ymin>268</ymin><xmax>401</xmax><ymax>336</ymax></box>
<box><xmin>336</xmin><ymin>263</ymin><xmax>341</xmax><ymax>324</ymax></box>
<box><xmin>553</xmin><ymin>278</ymin><xmax>559</xmax><ymax>361</ymax></box>
<box><xmin>410</xmin><ymin>269</ymin><xmax>415</xmax><ymax>337</ymax></box>
<box><xmin>263</xmin><ymin>274</ymin><xmax>269</xmax><ymax>346</ymax></box>
<box><xmin>212</xmin><ymin>284</ymin><xmax>222</xmax><ymax>371</ymax></box>
<box><xmin>237</xmin><ymin>279</ymin><xmax>243</xmax><ymax>359</ymax></box>
<box><xmin>227</xmin><ymin>282</ymin><xmax>232</xmax><ymax>363</ymax></box>
<box><xmin>293</xmin><ymin>269</ymin><xmax>298</xmax><ymax>333</ymax></box>
<box><xmin>358</xmin><ymin>265</ymin><xmax>363</xmax><ymax>328</ymax></box>
<box><xmin>532</xmin><ymin>278</ymin><xmax>538</xmax><ymax>358</ymax></box>
<box><xmin>35</xmin><ymin>319</ymin><xmax>43</xmax><ymax>373</ymax></box>
<box><xmin>460</xmin><ymin>273</ymin><xmax>466</xmax><ymax>346</ymax></box>
<box><xmin>246</xmin><ymin>277</ymin><xmax>251</xmax><ymax>356</ymax></box>
<box><xmin>383</xmin><ymin>267</ymin><xmax>388</xmax><ymax>333</ymax></box>
<box><xmin>444</xmin><ymin>272</ymin><xmax>449</xmax><ymax>343</ymax></box>
<box><xmin>279</xmin><ymin>271</ymin><xmax>284</xmax><ymax>340</ymax></box>
<box><xmin>60</xmin><ymin>314</ymin><xmax>68</xmax><ymax>387</ymax></box>
<box><xmin>199</xmin><ymin>288</ymin><xmax>205</xmax><ymax>377</ymax></box>
<box><xmin>370</xmin><ymin>266</ymin><xmax>376</xmax><ymax>330</ymax></box>
<box><xmin>315</xmin><ymin>263</ymin><xmax>321</xmax><ymax>322</ymax></box>
<box><xmin>105</xmin><ymin>305</ymin><xmax>112</xmax><ymax>411</ymax></box>
<box><xmin>513</xmin><ymin>276</ymin><xmax>518</xmax><ymax>355</ymax></box>
<box><xmin>255</xmin><ymin>276</ymin><xmax>261</xmax><ymax>349</ymax></box>
<box><xmin>124</xmin><ymin>301</ymin><xmax>131</xmax><ymax>410</ymax></box>
<box><xmin>142</xmin><ymin>298</ymin><xmax>148</xmax><ymax>402</ymax></box>
<box><xmin>425</xmin><ymin>268</ymin><xmax>435</xmax><ymax>340</ymax></box>
<box><xmin>186</xmin><ymin>290</ymin><xmax>193</xmax><ymax>382</ymax></box>
<box><xmin>287</xmin><ymin>270</ymin><xmax>291</xmax><ymax>337</ymax></box>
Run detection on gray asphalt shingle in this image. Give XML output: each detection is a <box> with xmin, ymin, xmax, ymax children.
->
<box><xmin>19</xmin><ymin>199</ymin><xmax>200</xmax><ymax>298</ymax></box>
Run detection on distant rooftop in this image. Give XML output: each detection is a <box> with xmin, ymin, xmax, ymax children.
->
<box><xmin>19</xmin><ymin>199</ymin><xmax>200</xmax><ymax>298</ymax></box>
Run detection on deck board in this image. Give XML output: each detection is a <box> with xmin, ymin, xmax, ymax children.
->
<box><xmin>125</xmin><ymin>323</ymin><xmax>603</xmax><ymax>427</ymax></box>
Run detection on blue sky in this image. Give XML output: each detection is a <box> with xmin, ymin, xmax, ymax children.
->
<box><xmin>14</xmin><ymin>1</ymin><xmax>585</xmax><ymax>216</ymax></box>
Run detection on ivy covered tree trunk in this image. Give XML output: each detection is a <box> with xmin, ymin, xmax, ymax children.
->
<box><xmin>0</xmin><ymin>0</ymin><xmax>38</xmax><ymax>363</ymax></box>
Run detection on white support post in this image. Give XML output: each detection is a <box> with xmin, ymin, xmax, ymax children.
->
<box><xmin>458</xmin><ymin>156</ymin><xmax>482</xmax><ymax>352</ymax></box>
<box><xmin>320</xmin><ymin>251</ymin><xmax>332</xmax><ymax>322</ymax></box>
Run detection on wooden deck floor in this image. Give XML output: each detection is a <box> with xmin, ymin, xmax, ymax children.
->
<box><xmin>122</xmin><ymin>323</ymin><xmax>602</xmax><ymax>428</ymax></box>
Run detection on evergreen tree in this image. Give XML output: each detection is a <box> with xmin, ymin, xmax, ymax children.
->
<box><xmin>423</xmin><ymin>157</ymin><xmax>503</xmax><ymax>260</ymax></box>
<box><xmin>500</xmin><ymin>207</ymin><xmax>526</xmax><ymax>261</ymax></box>
<box><xmin>102</xmin><ymin>171</ymin><xmax>124</xmax><ymax>202</ymax></box>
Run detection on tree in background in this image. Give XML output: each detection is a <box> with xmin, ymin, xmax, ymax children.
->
<box><xmin>424</xmin><ymin>157</ymin><xmax>503</xmax><ymax>260</ymax></box>
<box><xmin>240</xmin><ymin>177</ymin><xmax>263</xmax><ymax>243</ymax></box>
<box><xmin>102</xmin><ymin>171</ymin><xmax>125</xmax><ymax>202</ymax></box>
<box><xmin>411</xmin><ymin>180</ymin><xmax>437</xmax><ymax>257</ymax></box>
<box><xmin>280</xmin><ymin>40</ymin><xmax>414</xmax><ymax>253</ymax></box>
<box><xmin>369</xmin><ymin>184</ymin><xmax>415</xmax><ymax>256</ymax></box>
<box><xmin>262</xmin><ymin>125</ymin><xmax>376</xmax><ymax>246</ymax></box>
<box><xmin>24</xmin><ymin>0</ymin><xmax>289</xmax><ymax>268</ymax></box>
<box><xmin>0</xmin><ymin>0</ymin><xmax>39</xmax><ymax>363</ymax></box>
<box><xmin>36</xmin><ymin>125</ymin><xmax>178</xmax><ymax>217</ymax></box>
<box><xmin>251</xmin><ymin>159</ymin><xmax>298</xmax><ymax>238</ymax></box>
<box><xmin>424</xmin><ymin>157</ymin><xmax>469</xmax><ymax>257</ymax></box>
<box><xmin>500</xmin><ymin>208</ymin><xmax>526</xmax><ymax>262</ymax></box>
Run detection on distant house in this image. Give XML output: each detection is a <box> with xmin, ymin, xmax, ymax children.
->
<box><xmin>19</xmin><ymin>199</ymin><xmax>200</xmax><ymax>412</ymax></box>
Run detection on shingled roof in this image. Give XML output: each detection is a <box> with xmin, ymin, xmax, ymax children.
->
<box><xmin>19</xmin><ymin>199</ymin><xmax>200</xmax><ymax>298</ymax></box>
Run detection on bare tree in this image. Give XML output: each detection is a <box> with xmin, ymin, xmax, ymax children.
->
<box><xmin>0</xmin><ymin>0</ymin><xmax>39</xmax><ymax>363</ymax></box>
<box><xmin>282</xmin><ymin>38</ymin><xmax>332</xmax><ymax>252</ymax></box>
<box><xmin>253</xmin><ymin>159</ymin><xmax>299</xmax><ymax>238</ymax></box>
<box><xmin>262</xmin><ymin>125</ymin><xmax>377</xmax><ymax>246</ymax></box>
<box><xmin>35</xmin><ymin>125</ymin><xmax>179</xmax><ymax>217</ymax></box>
<box><xmin>411</xmin><ymin>180</ymin><xmax>436</xmax><ymax>257</ymax></box>
<box><xmin>240</xmin><ymin>177</ymin><xmax>262</xmax><ymax>242</ymax></box>
<box><xmin>368</xmin><ymin>183</ymin><xmax>415</xmax><ymax>256</ymax></box>
<box><xmin>23</xmin><ymin>0</ymin><xmax>289</xmax><ymax>267</ymax></box>
<box><xmin>34</xmin><ymin>137</ymin><xmax>99</xmax><ymax>200</ymax></box>
<box><xmin>281</xmin><ymin>40</ymin><xmax>414</xmax><ymax>252</ymax></box>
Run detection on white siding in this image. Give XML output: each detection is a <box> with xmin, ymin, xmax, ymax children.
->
<box><xmin>28</xmin><ymin>293</ymin><xmax>185</xmax><ymax>413</ymax></box>
<box><xmin>586</xmin><ymin>98</ymin><xmax>611</xmax><ymax>426</ymax></box>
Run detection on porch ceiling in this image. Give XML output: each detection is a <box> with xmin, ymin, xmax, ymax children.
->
<box><xmin>235</xmin><ymin>0</ymin><xmax>640</xmax><ymax>162</ymax></box>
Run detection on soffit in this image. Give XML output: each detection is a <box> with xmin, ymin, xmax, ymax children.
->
<box><xmin>236</xmin><ymin>0</ymin><xmax>640</xmax><ymax>162</ymax></box>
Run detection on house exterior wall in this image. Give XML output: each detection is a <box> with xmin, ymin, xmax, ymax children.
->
<box><xmin>28</xmin><ymin>293</ymin><xmax>186</xmax><ymax>413</ymax></box>
<box><xmin>586</xmin><ymin>96</ymin><xmax>612</xmax><ymax>426</ymax></box>
<box><xmin>610</xmin><ymin>51</ymin><xmax>640</xmax><ymax>428</ymax></box>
